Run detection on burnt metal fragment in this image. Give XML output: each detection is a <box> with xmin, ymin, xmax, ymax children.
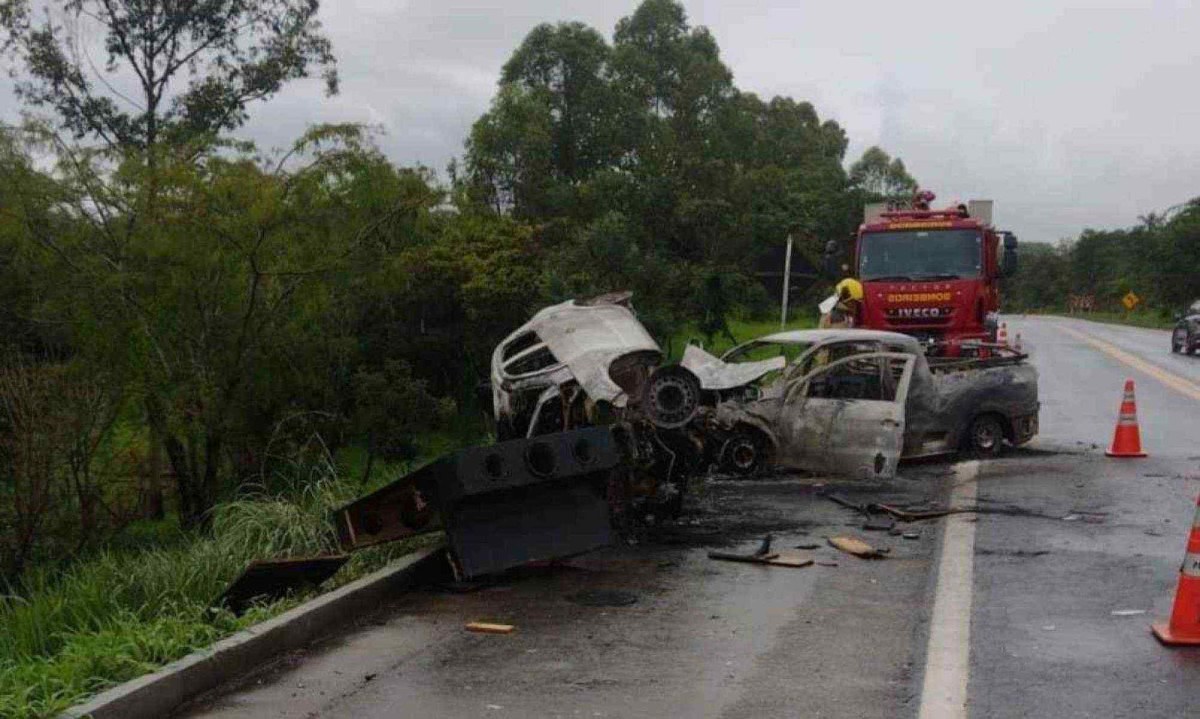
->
<box><xmin>335</xmin><ymin>427</ymin><xmax>624</xmax><ymax>580</ymax></box>
<box><xmin>216</xmin><ymin>555</ymin><xmax>350</xmax><ymax>615</ymax></box>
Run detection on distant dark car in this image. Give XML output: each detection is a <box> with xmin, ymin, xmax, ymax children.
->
<box><xmin>1171</xmin><ymin>300</ymin><xmax>1200</xmax><ymax>354</ymax></box>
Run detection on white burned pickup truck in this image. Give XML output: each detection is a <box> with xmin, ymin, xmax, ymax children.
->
<box><xmin>687</xmin><ymin>329</ymin><xmax>1039</xmax><ymax>480</ymax></box>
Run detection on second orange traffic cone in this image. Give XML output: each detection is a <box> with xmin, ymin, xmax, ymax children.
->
<box><xmin>1106</xmin><ymin>378</ymin><xmax>1147</xmax><ymax>458</ymax></box>
<box><xmin>997</xmin><ymin>322</ymin><xmax>1009</xmax><ymax>346</ymax></box>
<box><xmin>1152</xmin><ymin>493</ymin><xmax>1200</xmax><ymax>645</ymax></box>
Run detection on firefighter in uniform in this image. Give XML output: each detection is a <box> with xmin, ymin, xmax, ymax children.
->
<box><xmin>820</xmin><ymin>278</ymin><xmax>864</xmax><ymax>328</ymax></box>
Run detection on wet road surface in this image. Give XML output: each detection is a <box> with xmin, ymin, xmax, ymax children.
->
<box><xmin>181</xmin><ymin>315</ymin><xmax>1200</xmax><ymax>718</ymax></box>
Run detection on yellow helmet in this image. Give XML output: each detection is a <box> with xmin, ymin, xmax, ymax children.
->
<box><xmin>835</xmin><ymin>278</ymin><xmax>864</xmax><ymax>302</ymax></box>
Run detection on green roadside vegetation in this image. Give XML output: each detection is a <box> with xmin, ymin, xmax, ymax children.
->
<box><xmin>0</xmin><ymin>451</ymin><xmax>443</xmax><ymax>719</ymax></box>
<box><xmin>1002</xmin><ymin>205</ymin><xmax>1200</xmax><ymax>324</ymax></box>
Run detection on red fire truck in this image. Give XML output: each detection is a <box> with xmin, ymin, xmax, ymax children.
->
<box><xmin>824</xmin><ymin>190</ymin><xmax>1019</xmax><ymax>356</ymax></box>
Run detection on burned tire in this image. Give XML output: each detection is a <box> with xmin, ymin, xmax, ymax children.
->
<box><xmin>720</xmin><ymin>429</ymin><xmax>772</xmax><ymax>477</ymax></box>
<box><xmin>966</xmin><ymin>414</ymin><xmax>1006</xmax><ymax>458</ymax></box>
<box><xmin>642</xmin><ymin>366</ymin><xmax>701</xmax><ymax>429</ymax></box>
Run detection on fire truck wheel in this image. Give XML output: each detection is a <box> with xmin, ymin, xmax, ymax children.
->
<box><xmin>966</xmin><ymin>414</ymin><xmax>1005</xmax><ymax>457</ymax></box>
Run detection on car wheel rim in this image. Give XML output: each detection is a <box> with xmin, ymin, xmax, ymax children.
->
<box><xmin>730</xmin><ymin>440</ymin><xmax>757</xmax><ymax>470</ymax></box>
<box><xmin>974</xmin><ymin>423</ymin><xmax>998</xmax><ymax>450</ymax></box>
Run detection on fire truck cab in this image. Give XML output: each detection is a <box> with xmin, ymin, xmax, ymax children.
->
<box><xmin>825</xmin><ymin>191</ymin><xmax>1019</xmax><ymax>356</ymax></box>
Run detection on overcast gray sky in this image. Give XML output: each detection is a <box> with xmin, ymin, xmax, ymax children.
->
<box><xmin>3</xmin><ymin>0</ymin><xmax>1199</xmax><ymax>243</ymax></box>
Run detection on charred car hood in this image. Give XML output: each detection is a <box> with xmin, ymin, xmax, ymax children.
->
<box><xmin>681</xmin><ymin>345</ymin><xmax>785</xmax><ymax>391</ymax></box>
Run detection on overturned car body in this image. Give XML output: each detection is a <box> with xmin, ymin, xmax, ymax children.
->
<box><xmin>692</xmin><ymin>329</ymin><xmax>1039</xmax><ymax>480</ymax></box>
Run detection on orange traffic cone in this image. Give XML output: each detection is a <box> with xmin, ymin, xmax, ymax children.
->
<box><xmin>1106</xmin><ymin>379</ymin><xmax>1147</xmax><ymax>458</ymax></box>
<box><xmin>997</xmin><ymin>322</ymin><xmax>1009</xmax><ymax>346</ymax></box>
<box><xmin>1152</xmin><ymin>493</ymin><xmax>1200</xmax><ymax>645</ymax></box>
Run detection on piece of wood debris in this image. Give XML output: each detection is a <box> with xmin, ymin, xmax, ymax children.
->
<box><xmin>872</xmin><ymin>502</ymin><xmax>966</xmax><ymax>522</ymax></box>
<box><xmin>708</xmin><ymin>551</ymin><xmax>778</xmax><ymax>563</ymax></box>
<box><xmin>764</xmin><ymin>552</ymin><xmax>815</xmax><ymax>568</ymax></box>
<box><xmin>707</xmin><ymin>551</ymin><xmax>812</xmax><ymax>568</ymax></box>
<box><xmin>466</xmin><ymin>622</ymin><xmax>515</xmax><ymax>634</ymax></box>
<box><xmin>827</xmin><ymin>536</ymin><xmax>886</xmax><ymax>559</ymax></box>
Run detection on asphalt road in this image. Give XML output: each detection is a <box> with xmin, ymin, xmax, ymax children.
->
<box><xmin>181</xmin><ymin>315</ymin><xmax>1200</xmax><ymax>719</ymax></box>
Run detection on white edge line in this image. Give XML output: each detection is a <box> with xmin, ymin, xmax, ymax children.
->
<box><xmin>917</xmin><ymin>460</ymin><xmax>980</xmax><ymax>719</ymax></box>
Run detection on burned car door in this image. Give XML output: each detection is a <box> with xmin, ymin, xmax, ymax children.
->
<box><xmin>780</xmin><ymin>352</ymin><xmax>915</xmax><ymax>480</ymax></box>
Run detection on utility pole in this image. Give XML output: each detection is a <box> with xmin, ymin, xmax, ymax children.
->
<box><xmin>780</xmin><ymin>233</ymin><xmax>794</xmax><ymax>330</ymax></box>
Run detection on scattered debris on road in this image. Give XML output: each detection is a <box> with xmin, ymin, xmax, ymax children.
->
<box><xmin>466</xmin><ymin>622</ymin><xmax>516</xmax><ymax>634</ymax></box>
<box><xmin>828</xmin><ymin>536</ymin><xmax>887</xmax><ymax>559</ymax></box>
<box><xmin>708</xmin><ymin>550</ymin><xmax>815</xmax><ymax>568</ymax></box>
<box><xmin>1111</xmin><ymin>609</ymin><xmax>1147</xmax><ymax>617</ymax></box>
<box><xmin>863</xmin><ymin>517</ymin><xmax>896</xmax><ymax>532</ymax></box>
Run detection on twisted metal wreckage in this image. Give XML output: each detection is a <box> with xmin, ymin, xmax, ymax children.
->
<box><xmin>219</xmin><ymin>292</ymin><xmax>1038</xmax><ymax>609</ymax></box>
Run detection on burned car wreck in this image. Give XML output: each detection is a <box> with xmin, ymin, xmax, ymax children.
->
<box><xmin>692</xmin><ymin>329</ymin><xmax>1039</xmax><ymax>480</ymax></box>
<box><xmin>220</xmin><ymin>295</ymin><xmax>1038</xmax><ymax>604</ymax></box>
<box><xmin>491</xmin><ymin>296</ymin><xmax>1039</xmax><ymax>489</ymax></box>
<box><xmin>489</xmin><ymin>291</ymin><xmax>781</xmax><ymax>516</ymax></box>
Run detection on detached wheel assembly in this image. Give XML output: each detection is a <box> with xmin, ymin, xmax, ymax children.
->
<box><xmin>967</xmin><ymin>414</ymin><xmax>1005</xmax><ymax>457</ymax></box>
<box><xmin>642</xmin><ymin>366</ymin><xmax>701</xmax><ymax>429</ymax></box>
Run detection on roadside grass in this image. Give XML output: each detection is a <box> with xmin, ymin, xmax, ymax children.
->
<box><xmin>0</xmin><ymin>453</ymin><xmax>434</xmax><ymax>719</ymax></box>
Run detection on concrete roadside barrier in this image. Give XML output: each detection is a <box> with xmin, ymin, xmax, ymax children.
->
<box><xmin>60</xmin><ymin>544</ymin><xmax>445</xmax><ymax>719</ymax></box>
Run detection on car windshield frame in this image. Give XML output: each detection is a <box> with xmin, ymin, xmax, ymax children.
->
<box><xmin>858</xmin><ymin>228</ymin><xmax>983</xmax><ymax>281</ymax></box>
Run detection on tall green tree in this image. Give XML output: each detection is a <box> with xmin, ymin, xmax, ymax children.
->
<box><xmin>848</xmin><ymin>146</ymin><xmax>918</xmax><ymax>201</ymax></box>
<box><xmin>501</xmin><ymin>22</ymin><xmax>619</xmax><ymax>183</ymax></box>
<box><xmin>0</xmin><ymin>0</ymin><xmax>337</xmax><ymax>150</ymax></box>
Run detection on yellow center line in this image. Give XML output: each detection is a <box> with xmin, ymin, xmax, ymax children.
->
<box><xmin>1058</xmin><ymin>324</ymin><xmax>1200</xmax><ymax>403</ymax></box>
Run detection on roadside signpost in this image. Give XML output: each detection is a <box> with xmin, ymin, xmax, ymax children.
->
<box><xmin>1123</xmin><ymin>291</ymin><xmax>1141</xmax><ymax>311</ymax></box>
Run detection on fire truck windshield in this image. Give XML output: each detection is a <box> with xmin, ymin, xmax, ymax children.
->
<box><xmin>858</xmin><ymin>229</ymin><xmax>982</xmax><ymax>281</ymax></box>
